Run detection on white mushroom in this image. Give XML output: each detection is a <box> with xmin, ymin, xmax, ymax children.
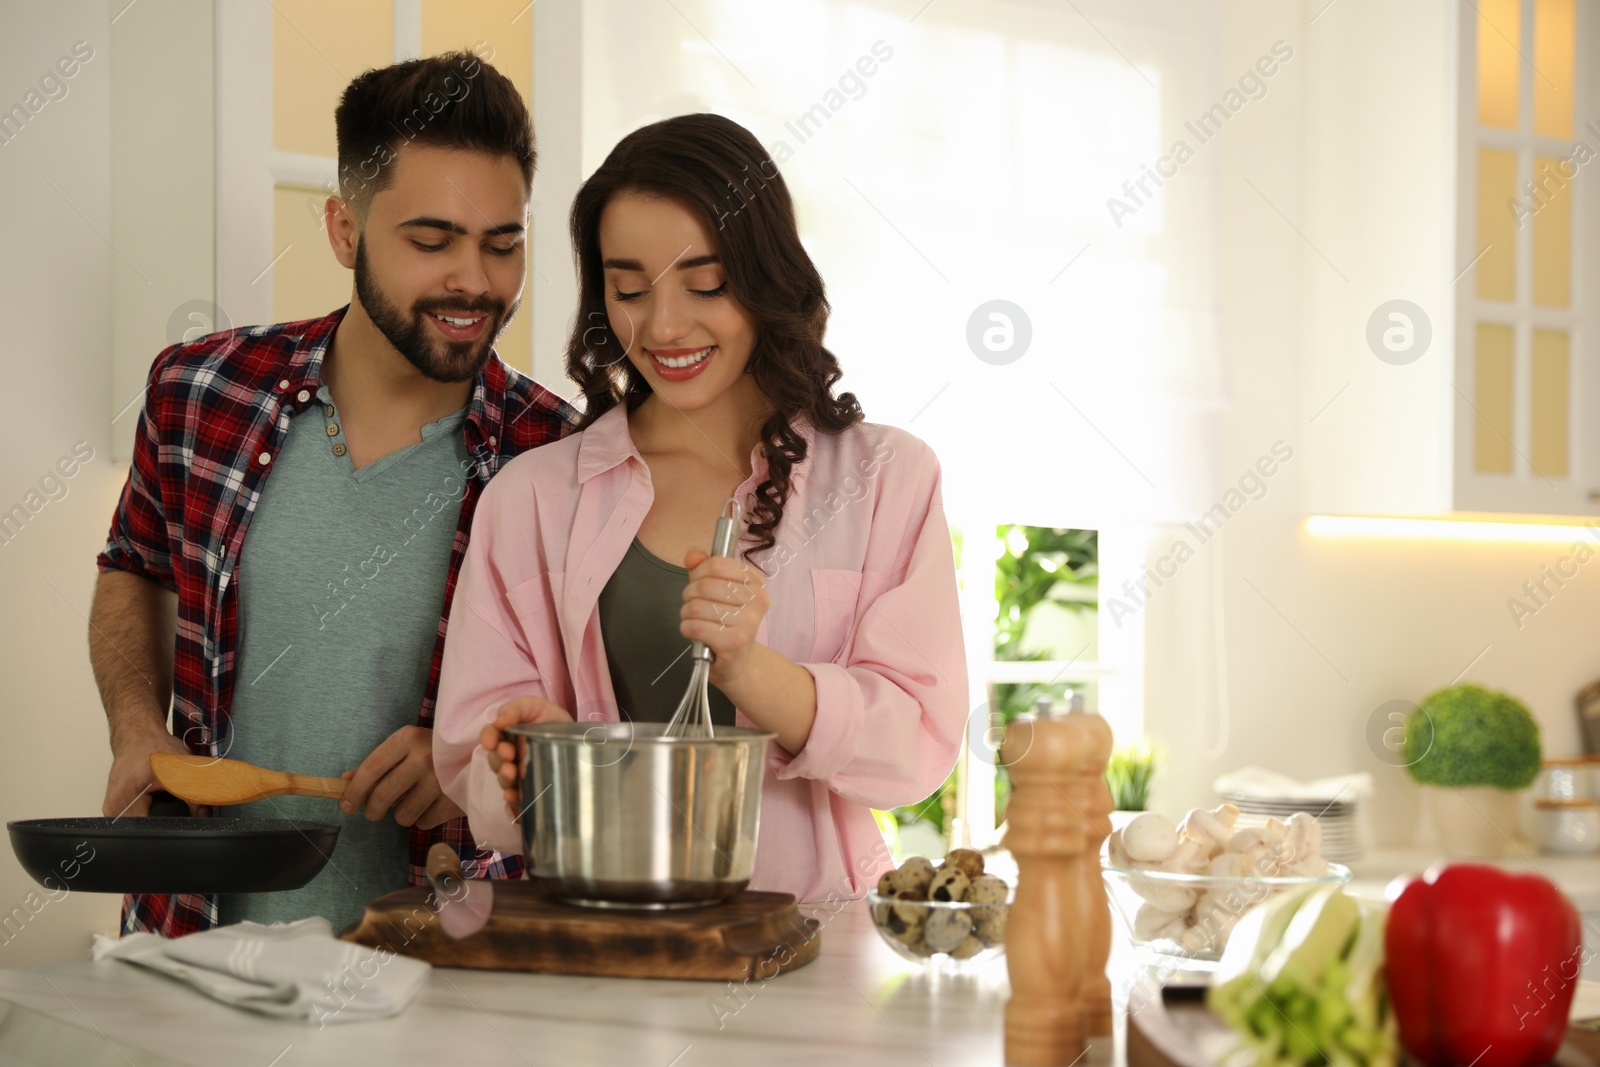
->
<box><xmin>1193</xmin><ymin>887</ymin><xmax>1253</xmax><ymax>930</ymax></box>
<box><xmin>1178</xmin><ymin>804</ymin><xmax>1239</xmax><ymax>859</ymax></box>
<box><xmin>1133</xmin><ymin>902</ymin><xmax>1190</xmax><ymax>942</ymax></box>
<box><xmin>1227</xmin><ymin>819</ymin><xmax>1288</xmax><ymax>855</ymax></box>
<box><xmin>1119</xmin><ymin>812</ymin><xmax>1180</xmax><ymax>864</ymax></box>
<box><xmin>1281</xmin><ymin>812</ymin><xmax>1323</xmax><ymax>866</ymax></box>
<box><xmin>1126</xmin><ymin>869</ymin><xmax>1201</xmax><ymax>913</ymax></box>
<box><xmin>1107</xmin><ymin>833</ymin><xmax>1131</xmax><ymax>867</ymax></box>
<box><xmin>1281</xmin><ymin>855</ymin><xmax>1330</xmax><ymax>878</ymax></box>
<box><xmin>1181</xmin><ymin>880</ymin><xmax>1262</xmax><ymax>957</ymax></box>
<box><xmin>1225</xmin><ymin>829</ymin><xmax>1264</xmax><ymax>853</ymax></box>
<box><xmin>1208</xmin><ymin>846</ymin><xmax>1270</xmax><ymax>879</ymax></box>
<box><xmin>1179</xmin><ymin>910</ymin><xmax>1241</xmax><ymax>955</ymax></box>
<box><xmin>1157</xmin><ymin>837</ymin><xmax>1210</xmax><ymax>875</ymax></box>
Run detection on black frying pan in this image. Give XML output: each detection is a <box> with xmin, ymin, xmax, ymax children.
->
<box><xmin>7</xmin><ymin>792</ymin><xmax>340</xmax><ymax>894</ymax></box>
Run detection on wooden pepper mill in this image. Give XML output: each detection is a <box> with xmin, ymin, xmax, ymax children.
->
<box><xmin>1001</xmin><ymin>705</ymin><xmax>1115</xmax><ymax>1064</ymax></box>
<box><xmin>1075</xmin><ymin>713</ymin><xmax>1115</xmax><ymax>1038</ymax></box>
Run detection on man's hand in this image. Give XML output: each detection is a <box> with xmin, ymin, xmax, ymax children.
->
<box><xmin>102</xmin><ymin>722</ymin><xmax>191</xmax><ymax>818</ymax></box>
<box><xmin>340</xmin><ymin>725</ymin><xmax>463</xmax><ymax>829</ymax></box>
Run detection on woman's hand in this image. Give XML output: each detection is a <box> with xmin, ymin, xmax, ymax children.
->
<box><xmin>479</xmin><ymin>696</ymin><xmax>574</xmax><ymax>819</ymax></box>
<box><xmin>681</xmin><ymin>549</ymin><xmax>769</xmax><ymax>687</ymax></box>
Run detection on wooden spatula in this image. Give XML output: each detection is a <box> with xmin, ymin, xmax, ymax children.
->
<box><xmin>150</xmin><ymin>754</ymin><xmax>348</xmax><ymax>806</ymax></box>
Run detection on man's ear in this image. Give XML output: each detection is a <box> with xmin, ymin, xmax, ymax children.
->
<box><xmin>326</xmin><ymin>194</ymin><xmax>360</xmax><ymax>269</ymax></box>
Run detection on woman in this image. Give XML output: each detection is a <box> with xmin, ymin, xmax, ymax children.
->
<box><xmin>432</xmin><ymin>113</ymin><xmax>966</xmax><ymax>902</ymax></box>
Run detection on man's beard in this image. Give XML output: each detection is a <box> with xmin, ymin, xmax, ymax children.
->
<box><xmin>353</xmin><ymin>236</ymin><xmax>514</xmax><ymax>384</ymax></box>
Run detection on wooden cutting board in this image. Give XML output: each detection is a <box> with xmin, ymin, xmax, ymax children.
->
<box><xmin>341</xmin><ymin>882</ymin><xmax>821</xmax><ymax>982</ymax></box>
<box><xmin>1129</xmin><ymin>985</ymin><xmax>1600</xmax><ymax>1067</ymax></box>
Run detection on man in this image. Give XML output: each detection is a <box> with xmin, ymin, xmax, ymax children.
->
<box><xmin>90</xmin><ymin>52</ymin><xmax>574</xmax><ymax>937</ymax></box>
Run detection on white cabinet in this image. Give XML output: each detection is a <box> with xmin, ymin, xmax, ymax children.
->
<box><xmin>1303</xmin><ymin>0</ymin><xmax>1600</xmax><ymax>518</ymax></box>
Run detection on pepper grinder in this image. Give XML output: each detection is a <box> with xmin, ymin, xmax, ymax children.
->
<box><xmin>1001</xmin><ymin>707</ymin><xmax>1097</xmax><ymax>1064</ymax></box>
<box><xmin>1001</xmin><ymin>705</ymin><xmax>1116</xmax><ymax>1062</ymax></box>
<box><xmin>1074</xmin><ymin>712</ymin><xmax>1114</xmax><ymax>1038</ymax></box>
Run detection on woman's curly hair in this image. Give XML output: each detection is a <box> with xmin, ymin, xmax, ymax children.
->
<box><xmin>563</xmin><ymin>113</ymin><xmax>862</xmax><ymax>559</ymax></box>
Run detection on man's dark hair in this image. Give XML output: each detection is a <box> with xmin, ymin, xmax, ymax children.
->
<box><xmin>334</xmin><ymin>50</ymin><xmax>535</xmax><ymax>219</ymax></box>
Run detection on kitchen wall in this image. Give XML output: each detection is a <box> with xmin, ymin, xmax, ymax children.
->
<box><xmin>0</xmin><ymin>3</ymin><xmax>125</xmax><ymax>964</ymax></box>
<box><xmin>1143</xmin><ymin>0</ymin><xmax>1598</xmax><ymax>846</ymax></box>
<box><xmin>2</xmin><ymin>0</ymin><xmax>1594</xmax><ymax>968</ymax></box>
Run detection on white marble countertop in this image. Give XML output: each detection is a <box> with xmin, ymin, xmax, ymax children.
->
<box><xmin>0</xmin><ymin>900</ymin><xmax>1099</xmax><ymax>1067</ymax></box>
<box><xmin>1346</xmin><ymin>845</ymin><xmax>1600</xmax><ymax>911</ymax></box>
<box><xmin>5</xmin><ymin>846</ymin><xmax>1594</xmax><ymax>1065</ymax></box>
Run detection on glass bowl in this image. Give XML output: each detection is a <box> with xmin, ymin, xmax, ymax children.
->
<box><xmin>1101</xmin><ymin>859</ymin><xmax>1351</xmax><ymax>971</ymax></box>
<box><xmin>866</xmin><ymin>888</ymin><xmax>1011</xmax><ymax>970</ymax></box>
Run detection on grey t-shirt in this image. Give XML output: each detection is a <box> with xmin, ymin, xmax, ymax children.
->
<box><xmin>217</xmin><ymin>384</ymin><xmax>469</xmax><ymax>932</ymax></box>
<box><xmin>596</xmin><ymin>538</ymin><xmax>735</xmax><ymax>727</ymax></box>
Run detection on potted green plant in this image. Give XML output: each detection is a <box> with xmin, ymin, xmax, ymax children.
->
<box><xmin>1105</xmin><ymin>737</ymin><xmax>1164</xmax><ymax>830</ymax></box>
<box><xmin>1402</xmin><ymin>682</ymin><xmax>1542</xmax><ymax>856</ymax></box>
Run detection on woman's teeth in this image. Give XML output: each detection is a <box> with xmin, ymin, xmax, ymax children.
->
<box><xmin>654</xmin><ymin>346</ymin><xmax>713</xmax><ymax>368</ymax></box>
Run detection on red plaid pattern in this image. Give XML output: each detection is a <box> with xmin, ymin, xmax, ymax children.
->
<box><xmin>98</xmin><ymin>304</ymin><xmax>575</xmax><ymax>937</ymax></box>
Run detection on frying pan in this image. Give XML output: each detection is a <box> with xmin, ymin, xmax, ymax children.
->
<box><xmin>7</xmin><ymin>792</ymin><xmax>340</xmax><ymax>895</ymax></box>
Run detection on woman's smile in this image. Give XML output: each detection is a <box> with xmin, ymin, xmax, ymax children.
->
<box><xmin>644</xmin><ymin>344</ymin><xmax>717</xmax><ymax>380</ymax></box>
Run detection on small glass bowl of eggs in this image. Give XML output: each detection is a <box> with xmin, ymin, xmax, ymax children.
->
<box><xmin>867</xmin><ymin>848</ymin><xmax>1014</xmax><ymax>970</ymax></box>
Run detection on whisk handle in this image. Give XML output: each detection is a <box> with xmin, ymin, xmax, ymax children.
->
<box><xmin>710</xmin><ymin>498</ymin><xmax>742</xmax><ymax>560</ymax></box>
<box><xmin>692</xmin><ymin>499</ymin><xmax>744</xmax><ymax>664</ymax></box>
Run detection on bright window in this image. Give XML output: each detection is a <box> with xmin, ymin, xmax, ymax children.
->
<box><xmin>570</xmin><ymin>0</ymin><xmax>1229</xmax><ymax>851</ymax></box>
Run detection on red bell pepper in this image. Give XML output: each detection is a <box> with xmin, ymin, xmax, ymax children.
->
<box><xmin>1386</xmin><ymin>864</ymin><xmax>1584</xmax><ymax>1067</ymax></box>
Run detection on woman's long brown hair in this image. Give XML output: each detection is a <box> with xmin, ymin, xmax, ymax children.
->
<box><xmin>563</xmin><ymin>113</ymin><xmax>862</xmax><ymax>560</ymax></box>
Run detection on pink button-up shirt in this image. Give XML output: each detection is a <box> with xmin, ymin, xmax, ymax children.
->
<box><xmin>433</xmin><ymin>402</ymin><xmax>967</xmax><ymax>903</ymax></box>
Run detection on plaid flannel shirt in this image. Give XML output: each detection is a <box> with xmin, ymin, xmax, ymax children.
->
<box><xmin>97</xmin><ymin>304</ymin><xmax>576</xmax><ymax>938</ymax></box>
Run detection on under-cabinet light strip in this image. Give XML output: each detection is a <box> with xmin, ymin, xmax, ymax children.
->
<box><xmin>1306</xmin><ymin>516</ymin><xmax>1600</xmax><ymax>544</ymax></box>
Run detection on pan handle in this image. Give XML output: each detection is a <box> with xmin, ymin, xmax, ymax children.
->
<box><xmin>148</xmin><ymin>791</ymin><xmax>190</xmax><ymax>818</ymax></box>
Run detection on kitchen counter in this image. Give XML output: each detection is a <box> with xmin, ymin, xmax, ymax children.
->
<box><xmin>0</xmin><ymin>899</ymin><xmax>1100</xmax><ymax>1067</ymax></box>
<box><xmin>3</xmin><ymin>848</ymin><xmax>1596</xmax><ymax>1065</ymax></box>
<box><xmin>1347</xmin><ymin>845</ymin><xmax>1600</xmax><ymax>982</ymax></box>
<box><xmin>1347</xmin><ymin>846</ymin><xmax>1600</xmax><ymax>910</ymax></box>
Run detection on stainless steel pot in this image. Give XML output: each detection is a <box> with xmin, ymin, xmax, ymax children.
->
<box><xmin>508</xmin><ymin>721</ymin><xmax>773</xmax><ymax>909</ymax></box>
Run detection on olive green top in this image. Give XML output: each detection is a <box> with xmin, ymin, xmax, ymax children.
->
<box><xmin>597</xmin><ymin>538</ymin><xmax>736</xmax><ymax>727</ymax></box>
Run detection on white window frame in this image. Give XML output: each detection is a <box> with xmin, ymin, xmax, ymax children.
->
<box><xmin>950</xmin><ymin>517</ymin><xmax>1143</xmax><ymax>849</ymax></box>
<box><xmin>216</xmin><ymin>1</ymin><xmax>444</xmax><ymax>335</ymax></box>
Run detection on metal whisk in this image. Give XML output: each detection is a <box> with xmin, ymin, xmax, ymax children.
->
<box><xmin>663</xmin><ymin>498</ymin><xmax>744</xmax><ymax>740</ymax></box>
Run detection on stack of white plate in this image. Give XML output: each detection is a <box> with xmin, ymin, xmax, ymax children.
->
<box><xmin>1219</xmin><ymin>793</ymin><xmax>1363</xmax><ymax>863</ymax></box>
